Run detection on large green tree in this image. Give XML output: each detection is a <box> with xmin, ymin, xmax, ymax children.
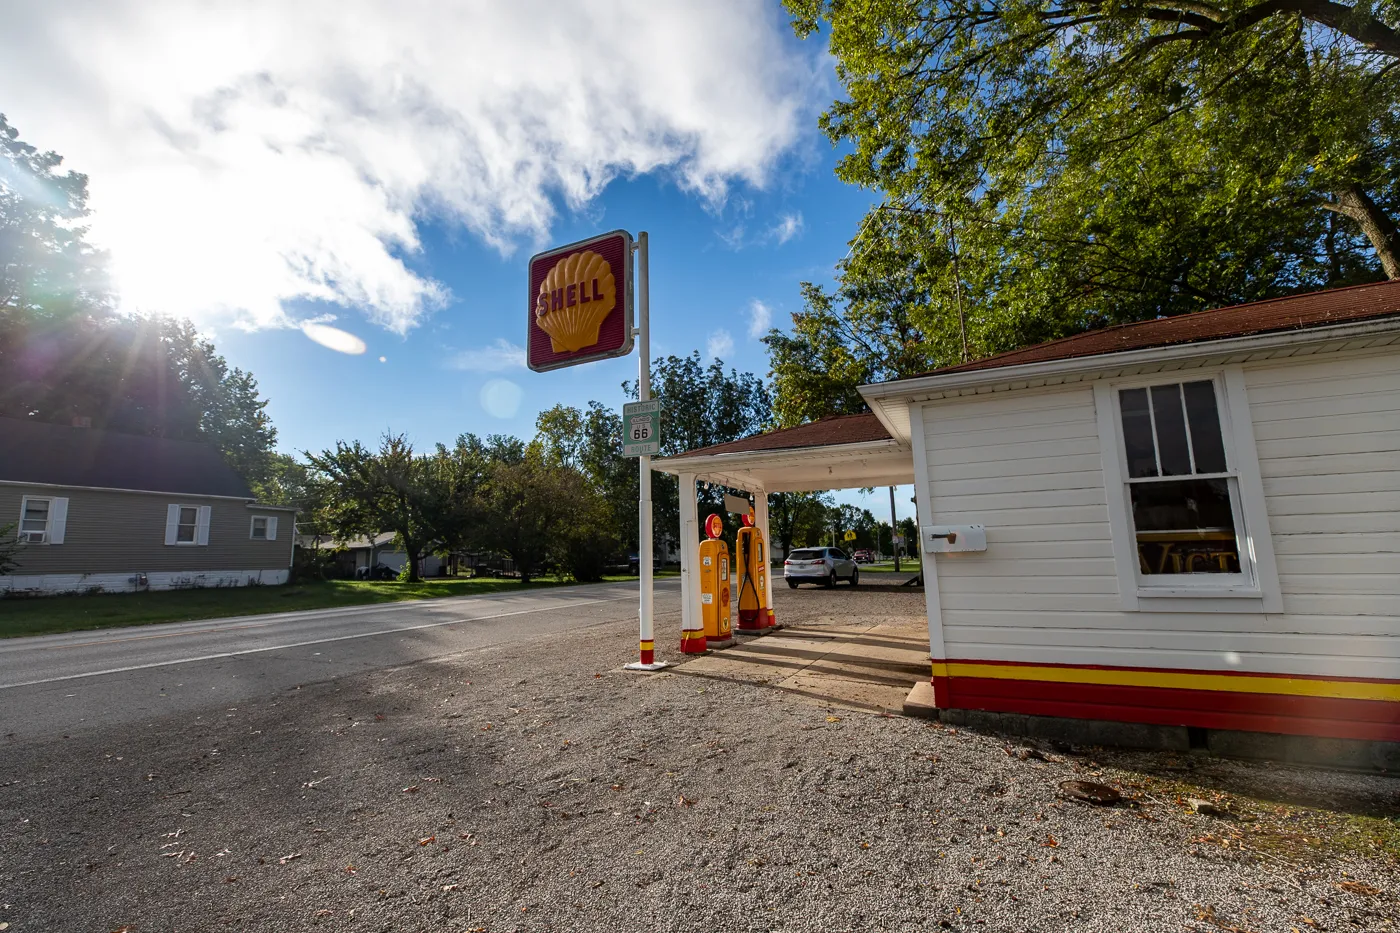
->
<box><xmin>307</xmin><ymin>434</ymin><xmax>439</xmax><ymax>583</ymax></box>
<box><xmin>775</xmin><ymin>0</ymin><xmax>1399</xmax><ymax>422</ymax></box>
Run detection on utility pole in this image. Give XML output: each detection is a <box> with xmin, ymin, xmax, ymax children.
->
<box><xmin>889</xmin><ymin>485</ymin><xmax>900</xmax><ymax>572</ymax></box>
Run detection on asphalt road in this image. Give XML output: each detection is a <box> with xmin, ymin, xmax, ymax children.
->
<box><xmin>0</xmin><ymin>579</ymin><xmax>680</xmax><ymax>742</ymax></box>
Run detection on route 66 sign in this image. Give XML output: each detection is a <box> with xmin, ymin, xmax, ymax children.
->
<box><xmin>623</xmin><ymin>399</ymin><xmax>661</xmax><ymax>457</ymax></box>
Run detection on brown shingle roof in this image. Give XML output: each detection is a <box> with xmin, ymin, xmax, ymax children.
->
<box><xmin>916</xmin><ymin>279</ymin><xmax>1400</xmax><ymax>379</ymax></box>
<box><xmin>671</xmin><ymin>412</ymin><xmax>891</xmax><ymax>459</ymax></box>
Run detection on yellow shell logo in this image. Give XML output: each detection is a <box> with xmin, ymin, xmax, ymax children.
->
<box><xmin>535</xmin><ymin>250</ymin><xmax>616</xmax><ymax>353</ymax></box>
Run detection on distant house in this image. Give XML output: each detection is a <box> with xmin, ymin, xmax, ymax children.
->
<box><xmin>296</xmin><ymin>532</ymin><xmax>449</xmax><ymax>578</ymax></box>
<box><xmin>0</xmin><ymin>418</ymin><xmax>296</xmax><ymax>595</ymax></box>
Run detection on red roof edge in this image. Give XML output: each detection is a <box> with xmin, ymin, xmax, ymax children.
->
<box><xmin>670</xmin><ymin>411</ymin><xmax>892</xmax><ymax>459</ymax></box>
<box><xmin>893</xmin><ymin>279</ymin><xmax>1400</xmax><ymax>381</ymax></box>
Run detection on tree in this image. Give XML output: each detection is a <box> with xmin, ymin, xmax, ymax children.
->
<box><xmin>0</xmin><ymin>113</ymin><xmax>109</xmax><ymax>320</ymax></box>
<box><xmin>536</xmin><ymin>401</ymin><xmax>637</xmax><ymax>553</ymax></box>
<box><xmin>767</xmin><ymin>491</ymin><xmax>835</xmax><ymax>556</ymax></box>
<box><xmin>777</xmin><ymin>0</ymin><xmax>1399</xmax><ymax>417</ymax></box>
<box><xmin>307</xmin><ymin>434</ymin><xmax>439</xmax><ymax>582</ymax></box>
<box><xmin>0</xmin><ymin>524</ymin><xmax>20</xmax><ymax>575</ymax></box>
<box><xmin>1</xmin><ymin>115</ymin><xmax>278</xmax><ymax>488</ymax></box>
<box><xmin>475</xmin><ymin>444</ymin><xmax>599</xmax><ymax>583</ymax></box>
<box><xmin>626</xmin><ymin>353</ymin><xmax>772</xmax><ymax>557</ymax></box>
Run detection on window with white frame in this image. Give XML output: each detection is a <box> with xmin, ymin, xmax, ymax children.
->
<box><xmin>1115</xmin><ymin>378</ymin><xmax>1251</xmax><ymax>586</ymax></box>
<box><xmin>249</xmin><ymin>515</ymin><xmax>278</xmax><ymax>540</ymax></box>
<box><xmin>19</xmin><ymin>497</ymin><xmax>51</xmax><ymax>543</ymax></box>
<box><xmin>175</xmin><ymin>506</ymin><xmax>199</xmax><ymax>544</ymax></box>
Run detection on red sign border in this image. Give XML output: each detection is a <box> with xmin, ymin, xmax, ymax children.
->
<box><xmin>526</xmin><ymin>229</ymin><xmax>634</xmax><ymax>373</ymax></box>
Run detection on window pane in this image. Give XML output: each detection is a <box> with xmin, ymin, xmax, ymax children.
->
<box><xmin>1118</xmin><ymin>388</ymin><xmax>1158</xmax><ymax>478</ymax></box>
<box><xmin>1130</xmin><ymin>478</ymin><xmax>1240</xmax><ymax>575</ymax></box>
<box><xmin>23</xmin><ymin>500</ymin><xmax>49</xmax><ymax>520</ymax></box>
<box><xmin>180</xmin><ymin>507</ymin><xmax>198</xmax><ymax>525</ymax></box>
<box><xmin>1150</xmin><ymin>384</ymin><xmax>1192</xmax><ymax>476</ymax></box>
<box><xmin>177</xmin><ymin>525</ymin><xmax>196</xmax><ymax>543</ymax></box>
<box><xmin>1183</xmin><ymin>381</ymin><xmax>1227</xmax><ymax>473</ymax></box>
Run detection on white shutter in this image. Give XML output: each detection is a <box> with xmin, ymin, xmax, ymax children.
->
<box><xmin>165</xmin><ymin>504</ymin><xmax>181</xmax><ymax>545</ymax></box>
<box><xmin>196</xmin><ymin>506</ymin><xmax>212</xmax><ymax>546</ymax></box>
<box><xmin>266</xmin><ymin>516</ymin><xmax>278</xmax><ymax>541</ymax></box>
<box><xmin>48</xmin><ymin>497</ymin><xmax>69</xmax><ymax>545</ymax></box>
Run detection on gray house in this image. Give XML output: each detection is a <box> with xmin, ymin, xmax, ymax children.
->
<box><xmin>0</xmin><ymin>418</ymin><xmax>296</xmax><ymax>595</ymax></box>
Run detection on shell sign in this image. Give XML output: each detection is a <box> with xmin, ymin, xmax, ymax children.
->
<box><xmin>527</xmin><ymin>230</ymin><xmax>634</xmax><ymax>371</ymax></box>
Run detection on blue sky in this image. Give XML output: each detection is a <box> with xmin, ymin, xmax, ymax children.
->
<box><xmin>2</xmin><ymin>1</ymin><xmax>915</xmax><ymax>524</ymax></box>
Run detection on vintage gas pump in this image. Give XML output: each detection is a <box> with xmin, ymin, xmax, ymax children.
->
<box><xmin>734</xmin><ymin>510</ymin><xmax>772</xmax><ymax>634</ymax></box>
<box><xmin>697</xmin><ymin>513</ymin><xmax>733</xmax><ymax>648</ymax></box>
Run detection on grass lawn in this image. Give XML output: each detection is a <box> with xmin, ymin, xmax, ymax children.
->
<box><xmin>0</xmin><ymin>572</ymin><xmax>675</xmax><ymax>639</ymax></box>
<box><xmin>858</xmin><ymin>560</ymin><xmax>922</xmax><ymax>573</ymax></box>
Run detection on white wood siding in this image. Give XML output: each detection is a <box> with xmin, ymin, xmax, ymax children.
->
<box><xmin>921</xmin><ymin>349</ymin><xmax>1400</xmax><ymax>681</ymax></box>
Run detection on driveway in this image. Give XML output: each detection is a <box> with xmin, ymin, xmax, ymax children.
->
<box><xmin>2</xmin><ymin>582</ymin><xmax>1396</xmax><ymax>933</ymax></box>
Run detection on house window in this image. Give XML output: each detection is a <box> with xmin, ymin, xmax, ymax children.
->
<box><xmin>1118</xmin><ymin>380</ymin><xmax>1247</xmax><ymax>581</ymax></box>
<box><xmin>251</xmin><ymin>516</ymin><xmax>268</xmax><ymax>539</ymax></box>
<box><xmin>175</xmin><ymin>506</ymin><xmax>199</xmax><ymax>544</ymax></box>
<box><xmin>19</xmin><ymin>497</ymin><xmax>51</xmax><ymax>543</ymax></box>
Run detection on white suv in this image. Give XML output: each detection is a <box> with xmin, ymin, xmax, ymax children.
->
<box><xmin>784</xmin><ymin>547</ymin><xmax>859</xmax><ymax>588</ymax></box>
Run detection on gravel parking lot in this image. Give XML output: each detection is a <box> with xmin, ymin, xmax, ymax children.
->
<box><xmin>2</xmin><ymin>584</ymin><xmax>1397</xmax><ymax>933</ymax></box>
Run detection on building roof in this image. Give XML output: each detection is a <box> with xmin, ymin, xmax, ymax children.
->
<box><xmin>914</xmin><ymin>279</ymin><xmax>1400</xmax><ymax>378</ymax></box>
<box><xmin>671</xmin><ymin>412</ymin><xmax>892</xmax><ymax>459</ymax></box>
<box><xmin>0</xmin><ymin>417</ymin><xmax>255</xmax><ymax>498</ymax></box>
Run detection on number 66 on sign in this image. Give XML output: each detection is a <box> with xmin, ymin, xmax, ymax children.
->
<box><xmin>623</xmin><ymin>399</ymin><xmax>661</xmax><ymax>457</ymax></box>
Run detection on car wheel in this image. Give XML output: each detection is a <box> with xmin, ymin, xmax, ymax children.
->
<box><xmin>787</xmin><ymin>580</ymin><xmax>798</xmax><ymax>589</ymax></box>
<box><xmin>849</xmin><ymin>568</ymin><xmax>859</xmax><ymax>587</ymax></box>
<box><xmin>825</xmin><ymin>571</ymin><xmax>836</xmax><ymax>588</ymax></box>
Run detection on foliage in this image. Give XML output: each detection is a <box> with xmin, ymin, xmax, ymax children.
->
<box><xmin>0</xmin><ymin>523</ymin><xmax>20</xmax><ymax>575</ymax></box>
<box><xmin>625</xmin><ymin>352</ymin><xmax>772</xmax><ymax>553</ymax></box>
<box><xmin>536</xmin><ymin>401</ymin><xmax>637</xmax><ymax>552</ymax></box>
<box><xmin>775</xmin><ymin>0</ymin><xmax>1400</xmax><ymax>420</ymax></box>
<box><xmin>472</xmin><ymin>444</ymin><xmax>616</xmax><ymax>583</ymax></box>
<box><xmin>306</xmin><ymin>434</ymin><xmax>439</xmax><ymax>583</ymax></box>
<box><xmin>0</xmin><ymin>114</ymin><xmax>279</xmax><ymax>488</ymax></box>
<box><xmin>767</xmin><ymin>492</ymin><xmax>836</xmax><ymax>555</ymax></box>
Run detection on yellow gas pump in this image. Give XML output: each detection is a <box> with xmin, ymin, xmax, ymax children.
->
<box><xmin>698</xmin><ymin>537</ymin><xmax>732</xmax><ymax>645</ymax></box>
<box><xmin>735</xmin><ymin>522</ymin><xmax>771</xmax><ymax>633</ymax></box>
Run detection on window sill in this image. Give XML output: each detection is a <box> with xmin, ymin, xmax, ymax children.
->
<box><xmin>1132</xmin><ymin>587</ymin><xmax>1277</xmax><ymax>614</ymax></box>
<box><xmin>1136</xmin><ymin>586</ymin><xmax>1259</xmax><ymax>599</ymax></box>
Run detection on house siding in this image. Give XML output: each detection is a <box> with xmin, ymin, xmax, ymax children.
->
<box><xmin>918</xmin><ymin>346</ymin><xmax>1400</xmax><ymax>740</ymax></box>
<box><xmin>1</xmin><ymin>485</ymin><xmax>293</xmax><ymax>581</ymax></box>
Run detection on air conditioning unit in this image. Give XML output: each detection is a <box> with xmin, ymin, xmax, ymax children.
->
<box><xmin>20</xmin><ymin>531</ymin><xmax>46</xmax><ymax>544</ymax></box>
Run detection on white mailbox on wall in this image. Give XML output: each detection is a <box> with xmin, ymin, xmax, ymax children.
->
<box><xmin>922</xmin><ymin>524</ymin><xmax>987</xmax><ymax>553</ymax></box>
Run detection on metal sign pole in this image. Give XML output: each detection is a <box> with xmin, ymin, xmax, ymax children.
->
<box><xmin>626</xmin><ymin>231</ymin><xmax>665</xmax><ymax>671</ymax></box>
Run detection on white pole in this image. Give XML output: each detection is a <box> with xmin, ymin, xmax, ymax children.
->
<box><xmin>627</xmin><ymin>231</ymin><xmax>665</xmax><ymax>671</ymax></box>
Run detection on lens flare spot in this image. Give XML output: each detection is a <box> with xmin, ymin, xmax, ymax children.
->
<box><xmin>480</xmin><ymin>379</ymin><xmax>522</xmax><ymax>419</ymax></box>
<box><xmin>302</xmin><ymin>322</ymin><xmax>367</xmax><ymax>355</ymax></box>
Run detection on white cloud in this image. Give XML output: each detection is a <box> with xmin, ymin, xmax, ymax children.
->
<box><xmin>0</xmin><ymin>1</ymin><xmax>818</xmax><ymax>334</ymax></box>
<box><xmin>449</xmin><ymin>338</ymin><xmax>527</xmax><ymax>373</ymax></box>
<box><xmin>706</xmin><ymin>328</ymin><xmax>734</xmax><ymax>361</ymax></box>
<box><xmin>746</xmin><ymin>299</ymin><xmax>773</xmax><ymax>339</ymax></box>
<box><xmin>769</xmin><ymin>212</ymin><xmax>804</xmax><ymax>244</ymax></box>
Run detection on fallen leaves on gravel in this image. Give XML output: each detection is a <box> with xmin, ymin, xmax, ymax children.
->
<box><xmin>278</xmin><ymin>853</ymin><xmax>302</xmax><ymax>864</ymax></box>
<box><xmin>677</xmin><ymin>795</ymin><xmax>696</xmax><ymax>807</ymax></box>
<box><xmin>1041</xmin><ymin>835</ymin><xmax>1059</xmax><ymax>848</ymax></box>
<box><xmin>418</xmin><ymin>835</ymin><xmax>436</xmax><ymax>846</ymax></box>
<box><xmin>1194</xmin><ymin>904</ymin><xmax>1254</xmax><ymax>932</ymax></box>
<box><xmin>826</xmin><ymin>716</ymin><xmax>842</xmax><ymax>723</ymax></box>
<box><xmin>1335</xmin><ymin>880</ymin><xmax>1383</xmax><ymax>897</ymax></box>
<box><xmin>1058</xmin><ymin>780</ymin><xmax>1121</xmax><ymax>805</ymax></box>
<box><xmin>402</xmin><ymin>786</ymin><xmax>419</xmax><ymax>793</ymax></box>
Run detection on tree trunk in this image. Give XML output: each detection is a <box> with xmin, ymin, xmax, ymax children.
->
<box><xmin>1324</xmin><ymin>185</ymin><xmax>1400</xmax><ymax>279</ymax></box>
<box><xmin>404</xmin><ymin>544</ymin><xmax>422</xmax><ymax>582</ymax></box>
